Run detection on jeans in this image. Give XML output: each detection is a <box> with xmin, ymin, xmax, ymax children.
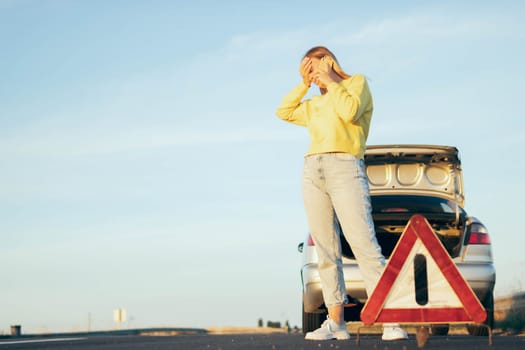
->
<box><xmin>302</xmin><ymin>153</ymin><xmax>385</xmax><ymax>308</ymax></box>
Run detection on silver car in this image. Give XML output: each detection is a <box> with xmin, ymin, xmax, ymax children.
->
<box><xmin>299</xmin><ymin>145</ymin><xmax>496</xmax><ymax>336</ymax></box>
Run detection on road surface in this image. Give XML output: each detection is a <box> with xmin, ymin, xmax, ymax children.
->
<box><xmin>1</xmin><ymin>333</ymin><xmax>524</xmax><ymax>349</ymax></box>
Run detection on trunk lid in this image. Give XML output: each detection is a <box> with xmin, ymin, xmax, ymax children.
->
<box><xmin>364</xmin><ymin>145</ymin><xmax>464</xmax><ymax>208</ymax></box>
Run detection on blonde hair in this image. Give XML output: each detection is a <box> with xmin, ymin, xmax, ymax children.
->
<box><xmin>304</xmin><ymin>46</ymin><xmax>351</xmax><ymax>80</ymax></box>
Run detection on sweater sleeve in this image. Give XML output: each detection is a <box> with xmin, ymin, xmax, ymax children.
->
<box><xmin>326</xmin><ymin>74</ymin><xmax>371</xmax><ymax>124</ymax></box>
<box><xmin>275</xmin><ymin>82</ymin><xmax>310</xmax><ymax>126</ymax></box>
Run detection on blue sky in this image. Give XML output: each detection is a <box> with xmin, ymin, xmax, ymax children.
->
<box><xmin>1</xmin><ymin>0</ymin><xmax>524</xmax><ymax>333</ymax></box>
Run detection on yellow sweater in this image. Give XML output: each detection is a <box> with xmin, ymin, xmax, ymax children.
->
<box><xmin>276</xmin><ymin>74</ymin><xmax>373</xmax><ymax>159</ymax></box>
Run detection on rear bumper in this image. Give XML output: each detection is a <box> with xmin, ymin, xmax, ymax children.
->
<box><xmin>457</xmin><ymin>262</ymin><xmax>496</xmax><ymax>302</ymax></box>
<box><xmin>302</xmin><ymin>263</ymin><xmax>367</xmax><ymax>313</ymax></box>
<box><xmin>302</xmin><ymin>262</ymin><xmax>496</xmax><ymax>313</ymax></box>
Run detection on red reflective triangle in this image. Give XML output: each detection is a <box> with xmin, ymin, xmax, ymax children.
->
<box><xmin>361</xmin><ymin>214</ymin><xmax>486</xmax><ymax>325</ymax></box>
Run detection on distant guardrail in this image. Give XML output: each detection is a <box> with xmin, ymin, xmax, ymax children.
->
<box><xmin>0</xmin><ymin>327</ymin><xmax>208</xmax><ymax>339</ymax></box>
<box><xmin>495</xmin><ymin>291</ymin><xmax>525</xmax><ymax>331</ymax></box>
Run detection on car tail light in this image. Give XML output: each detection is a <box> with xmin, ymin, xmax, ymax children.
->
<box><xmin>468</xmin><ymin>223</ymin><xmax>491</xmax><ymax>245</ymax></box>
<box><xmin>307</xmin><ymin>234</ymin><xmax>315</xmax><ymax>246</ymax></box>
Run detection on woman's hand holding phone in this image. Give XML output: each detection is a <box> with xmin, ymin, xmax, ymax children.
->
<box><xmin>313</xmin><ymin>56</ymin><xmax>340</xmax><ymax>88</ymax></box>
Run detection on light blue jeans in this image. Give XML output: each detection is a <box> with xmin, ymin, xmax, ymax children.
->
<box><xmin>302</xmin><ymin>153</ymin><xmax>385</xmax><ymax>308</ymax></box>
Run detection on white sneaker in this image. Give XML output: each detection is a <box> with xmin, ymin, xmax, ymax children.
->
<box><xmin>305</xmin><ymin>317</ymin><xmax>350</xmax><ymax>340</ymax></box>
<box><xmin>382</xmin><ymin>324</ymin><xmax>409</xmax><ymax>341</ymax></box>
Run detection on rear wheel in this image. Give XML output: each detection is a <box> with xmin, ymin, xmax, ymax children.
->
<box><xmin>467</xmin><ymin>293</ymin><xmax>494</xmax><ymax>336</ymax></box>
<box><xmin>302</xmin><ymin>304</ymin><xmax>326</xmax><ymax>335</ymax></box>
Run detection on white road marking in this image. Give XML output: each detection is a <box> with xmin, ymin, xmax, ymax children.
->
<box><xmin>0</xmin><ymin>337</ymin><xmax>86</xmax><ymax>345</ymax></box>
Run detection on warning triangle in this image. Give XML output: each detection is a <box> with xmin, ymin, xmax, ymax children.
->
<box><xmin>361</xmin><ymin>214</ymin><xmax>486</xmax><ymax>325</ymax></box>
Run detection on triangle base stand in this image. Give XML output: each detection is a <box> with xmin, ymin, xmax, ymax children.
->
<box><xmin>355</xmin><ymin>322</ymin><xmax>493</xmax><ymax>348</ymax></box>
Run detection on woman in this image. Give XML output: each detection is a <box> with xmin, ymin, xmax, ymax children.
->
<box><xmin>276</xmin><ymin>46</ymin><xmax>408</xmax><ymax>341</ymax></box>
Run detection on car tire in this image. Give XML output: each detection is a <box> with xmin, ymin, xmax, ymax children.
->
<box><xmin>430</xmin><ymin>324</ymin><xmax>449</xmax><ymax>335</ymax></box>
<box><xmin>302</xmin><ymin>304</ymin><xmax>327</xmax><ymax>335</ymax></box>
<box><xmin>467</xmin><ymin>293</ymin><xmax>494</xmax><ymax>336</ymax></box>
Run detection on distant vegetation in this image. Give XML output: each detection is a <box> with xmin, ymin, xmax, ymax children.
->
<box><xmin>494</xmin><ymin>292</ymin><xmax>524</xmax><ymax>333</ymax></box>
<box><xmin>266</xmin><ymin>321</ymin><xmax>282</xmax><ymax>328</ymax></box>
<box><xmin>257</xmin><ymin>318</ymin><xmax>292</xmax><ymax>330</ymax></box>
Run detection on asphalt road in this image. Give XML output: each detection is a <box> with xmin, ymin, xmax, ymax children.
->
<box><xmin>0</xmin><ymin>333</ymin><xmax>523</xmax><ymax>350</ymax></box>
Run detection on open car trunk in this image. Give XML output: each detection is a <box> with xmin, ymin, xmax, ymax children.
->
<box><xmin>340</xmin><ymin>195</ymin><xmax>467</xmax><ymax>259</ymax></box>
<box><xmin>341</xmin><ymin>145</ymin><xmax>467</xmax><ymax>260</ymax></box>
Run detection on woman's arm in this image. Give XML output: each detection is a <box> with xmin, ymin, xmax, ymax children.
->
<box><xmin>326</xmin><ymin>75</ymin><xmax>371</xmax><ymax>124</ymax></box>
<box><xmin>313</xmin><ymin>58</ymin><xmax>371</xmax><ymax>124</ymax></box>
<box><xmin>275</xmin><ymin>82</ymin><xmax>310</xmax><ymax>126</ymax></box>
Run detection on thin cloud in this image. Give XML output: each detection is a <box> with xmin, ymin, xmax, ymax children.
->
<box><xmin>332</xmin><ymin>11</ymin><xmax>522</xmax><ymax>47</ymax></box>
<box><xmin>1</xmin><ymin>124</ymin><xmax>303</xmax><ymax>157</ymax></box>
